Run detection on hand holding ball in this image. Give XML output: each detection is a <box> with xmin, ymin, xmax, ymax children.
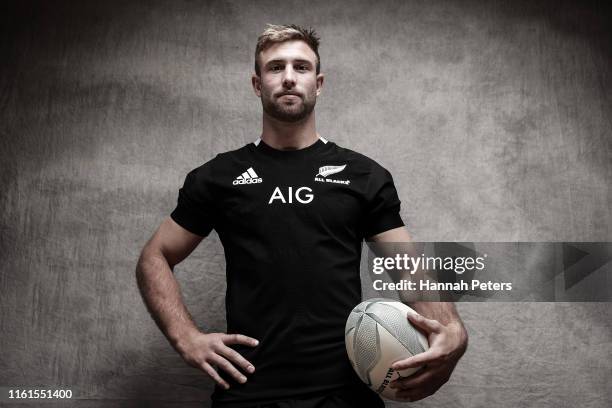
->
<box><xmin>345</xmin><ymin>298</ymin><xmax>429</xmax><ymax>401</ymax></box>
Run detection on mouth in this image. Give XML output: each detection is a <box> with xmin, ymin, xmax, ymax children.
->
<box><xmin>278</xmin><ymin>92</ymin><xmax>301</xmax><ymax>98</ymax></box>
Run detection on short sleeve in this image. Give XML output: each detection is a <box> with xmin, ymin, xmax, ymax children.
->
<box><xmin>170</xmin><ymin>164</ymin><xmax>216</xmax><ymax>237</ymax></box>
<box><xmin>360</xmin><ymin>163</ymin><xmax>404</xmax><ymax>239</ymax></box>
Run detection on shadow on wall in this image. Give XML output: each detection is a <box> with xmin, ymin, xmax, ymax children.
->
<box><xmin>474</xmin><ymin>0</ymin><xmax>612</xmax><ymax>56</ymax></box>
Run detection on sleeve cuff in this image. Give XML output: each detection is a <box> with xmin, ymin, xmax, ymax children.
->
<box><xmin>363</xmin><ymin>212</ymin><xmax>405</xmax><ymax>239</ymax></box>
<box><xmin>170</xmin><ymin>207</ymin><xmax>213</xmax><ymax>237</ymax></box>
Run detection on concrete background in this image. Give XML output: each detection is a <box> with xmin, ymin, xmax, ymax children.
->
<box><xmin>1</xmin><ymin>0</ymin><xmax>611</xmax><ymax>406</ymax></box>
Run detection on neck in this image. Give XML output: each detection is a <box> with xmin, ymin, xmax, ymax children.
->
<box><xmin>260</xmin><ymin>111</ymin><xmax>319</xmax><ymax>150</ymax></box>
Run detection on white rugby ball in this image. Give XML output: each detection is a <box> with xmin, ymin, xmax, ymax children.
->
<box><xmin>345</xmin><ymin>298</ymin><xmax>429</xmax><ymax>401</ymax></box>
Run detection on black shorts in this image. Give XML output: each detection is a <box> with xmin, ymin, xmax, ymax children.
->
<box><xmin>211</xmin><ymin>385</ymin><xmax>385</xmax><ymax>408</ymax></box>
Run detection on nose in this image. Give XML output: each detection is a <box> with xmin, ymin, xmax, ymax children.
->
<box><xmin>282</xmin><ymin>65</ymin><xmax>296</xmax><ymax>88</ymax></box>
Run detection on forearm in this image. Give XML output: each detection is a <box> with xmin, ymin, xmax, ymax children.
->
<box><xmin>135</xmin><ymin>250</ymin><xmax>201</xmax><ymax>349</ymax></box>
<box><xmin>368</xmin><ymin>227</ymin><xmax>468</xmax><ymax>351</ymax></box>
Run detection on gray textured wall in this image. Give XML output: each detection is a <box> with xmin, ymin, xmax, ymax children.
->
<box><xmin>1</xmin><ymin>0</ymin><xmax>611</xmax><ymax>407</ymax></box>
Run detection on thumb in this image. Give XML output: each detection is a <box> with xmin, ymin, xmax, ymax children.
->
<box><xmin>407</xmin><ymin>312</ymin><xmax>443</xmax><ymax>334</ymax></box>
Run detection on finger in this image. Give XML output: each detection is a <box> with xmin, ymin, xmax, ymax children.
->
<box><xmin>218</xmin><ymin>345</ymin><xmax>256</xmax><ymax>374</ymax></box>
<box><xmin>201</xmin><ymin>362</ymin><xmax>230</xmax><ymax>390</ymax></box>
<box><xmin>395</xmin><ymin>376</ymin><xmax>447</xmax><ymax>401</ymax></box>
<box><xmin>390</xmin><ymin>368</ymin><xmax>434</xmax><ymax>390</ymax></box>
<box><xmin>392</xmin><ymin>349</ymin><xmax>442</xmax><ymax>370</ymax></box>
<box><xmin>223</xmin><ymin>333</ymin><xmax>260</xmax><ymax>347</ymax></box>
<box><xmin>211</xmin><ymin>354</ymin><xmax>248</xmax><ymax>384</ymax></box>
<box><xmin>407</xmin><ymin>313</ymin><xmax>443</xmax><ymax>334</ymax></box>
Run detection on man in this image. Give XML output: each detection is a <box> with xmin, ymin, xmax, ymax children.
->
<box><xmin>136</xmin><ymin>24</ymin><xmax>468</xmax><ymax>408</ymax></box>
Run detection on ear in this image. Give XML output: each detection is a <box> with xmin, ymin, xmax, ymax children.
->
<box><xmin>252</xmin><ymin>74</ymin><xmax>262</xmax><ymax>97</ymax></box>
<box><xmin>316</xmin><ymin>73</ymin><xmax>324</xmax><ymax>96</ymax></box>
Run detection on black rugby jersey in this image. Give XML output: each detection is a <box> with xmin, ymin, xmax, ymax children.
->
<box><xmin>170</xmin><ymin>136</ymin><xmax>404</xmax><ymax>406</ymax></box>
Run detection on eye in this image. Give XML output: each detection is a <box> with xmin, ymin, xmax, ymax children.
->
<box><xmin>297</xmin><ymin>65</ymin><xmax>309</xmax><ymax>71</ymax></box>
<box><xmin>270</xmin><ymin>65</ymin><xmax>282</xmax><ymax>72</ymax></box>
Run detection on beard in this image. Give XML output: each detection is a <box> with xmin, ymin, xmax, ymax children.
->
<box><xmin>261</xmin><ymin>89</ymin><xmax>317</xmax><ymax>123</ymax></box>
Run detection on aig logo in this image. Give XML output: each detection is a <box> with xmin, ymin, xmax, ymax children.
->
<box><xmin>268</xmin><ymin>186</ymin><xmax>314</xmax><ymax>204</ymax></box>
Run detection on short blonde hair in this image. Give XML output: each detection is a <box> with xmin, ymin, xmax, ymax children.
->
<box><xmin>254</xmin><ymin>24</ymin><xmax>321</xmax><ymax>75</ymax></box>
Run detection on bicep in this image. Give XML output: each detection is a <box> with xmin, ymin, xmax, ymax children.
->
<box><xmin>144</xmin><ymin>216</ymin><xmax>204</xmax><ymax>267</ymax></box>
<box><xmin>367</xmin><ymin>226</ymin><xmax>412</xmax><ymax>243</ymax></box>
<box><xmin>366</xmin><ymin>226</ymin><xmax>415</xmax><ymax>282</ymax></box>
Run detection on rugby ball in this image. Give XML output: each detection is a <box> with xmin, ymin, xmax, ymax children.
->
<box><xmin>345</xmin><ymin>298</ymin><xmax>429</xmax><ymax>400</ymax></box>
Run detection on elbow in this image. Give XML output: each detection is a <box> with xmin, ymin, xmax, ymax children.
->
<box><xmin>135</xmin><ymin>247</ymin><xmax>173</xmax><ymax>280</ymax></box>
<box><xmin>453</xmin><ymin>320</ymin><xmax>469</xmax><ymax>357</ymax></box>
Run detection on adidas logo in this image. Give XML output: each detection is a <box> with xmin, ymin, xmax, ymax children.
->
<box><xmin>233</xmin><ymin>167</ymin><xmax>263</xmax><ymax>185</ymax></box>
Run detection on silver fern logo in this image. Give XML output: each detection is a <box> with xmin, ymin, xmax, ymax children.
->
<box><xmin>317</xmin><ymin>164</ymin><xmax>346</xmax><ymax>177</ymax></box>
<box><xmin>315</xmin><ymin>164</ymin><xmax>350</xmax><ymax>185</ymax></box>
